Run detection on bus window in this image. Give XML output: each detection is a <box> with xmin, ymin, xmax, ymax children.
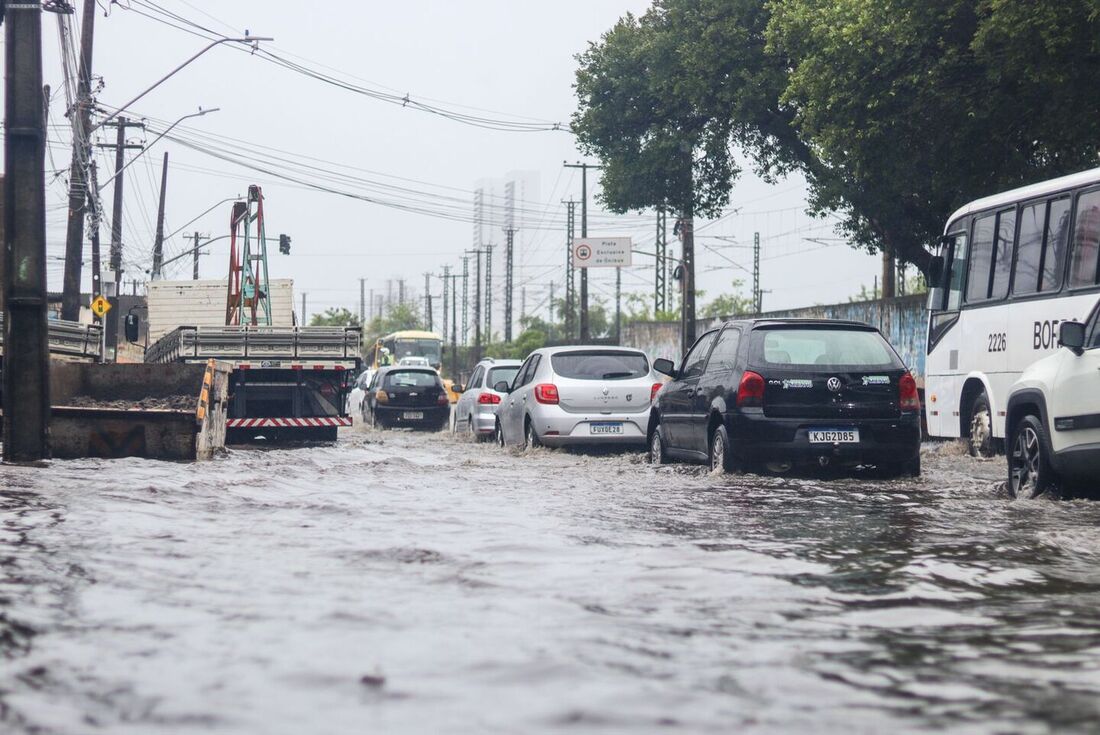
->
<box><xmin>1069</xmin><ymin>189</ymin><xmax>1100</xmax><ymax>288</ymax></box>
<box><xmin>967</xmin><ymin>214</ymin><xmax>996</xmax><ymax>302</ymax></box>
<box><xmin>1013</xmin><ymin>202</ymin><xmax>1045</xmax><ymax>295</ymax></box>
<box><xmin>945</xmin><ymin>231</ymin><xmax>968</xmax><ymax>311</ymax></box>
<box><xmin>1043</xmin><ymin>198</ymin><xmax>1072</xmax><ymax>291</ymax></box>
<box><xmin>990</xmin><ymin>208</ymin><xmax>1016</xmax><ymax>299</ymax></box>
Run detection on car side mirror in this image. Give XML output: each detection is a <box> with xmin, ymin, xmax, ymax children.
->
<box><xmin>124</xmin><ymin>313</ymin><xmax>140</xmax><ymax>343</ymax></box>
<box><xmin>493</xmin><ymin>380</ymin><xmax>511</xmax><ymax>393</ymax></box>
<box><xmin>1060</xmin><ymin>321</ymin><xmax>1086</xmax><ymax>355</ymax></box>
<box><xmin>454</xmin><ymin>384</ymin><xmax>464</xmax><ymax>393</ymax></box>
<box><xmin>653</xmin><ymin>358</ymin><xmax>676</xmax><ymax>378</ymax></box>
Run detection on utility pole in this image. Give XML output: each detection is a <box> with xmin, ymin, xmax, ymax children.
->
<box><xmin>753</xmin><ymin>231</ymin><xmax>762</xmax><ymax>314</ymax></box>
<box><xmin>185</xmin><ymin>232</ymin><xmax>207</xmax><ymax>280</ymax></box>
<box><xmin>441</xmin><ymin>267</ymin><xmax>450</xmax><ymax>347</ymax></box>
<box><xmin>88</xmin><ymin>162</ymin><xmax>103</xmax><ymax>329</ymax></box>
<box><xmin>467</xmin><ymin>248</ymin><xmax>485</xmax><ymax>363</ymax></box>
<box><xmin>520</xmin><ymin>286</ymin><xmax>526</xmax><ymax>331</ymax></box>
<box><xmin>100</xmin><ymin>117</ymin><xmax>144</xmax><ymax>349</ymax></box>
<box><xmin>484</xmin><ymin>243</ymin><xmax>493</xmax><ymax>340</ymax></box>
<box><xmin>398</xmin><ymin>278</ymin><xmax>406</xmax><ymax>306</ymax></box>
<box><xmin>563</xmin><ymin>199</ymin><xmax>577</xmax><ymax>339</ymax></box>
<box><xmin>368</xmin><ymin>288</ymin><xmax>374</xmax><ymax>323</ymax></box>
<box><xmin>548</xmin><ymin>281</ymin><xmax>555</xmax><ymax>342</ymax></box>
<box><xmin>679</xmin><ymin>209</ymin><xmax>696</xmax><ymax>356</ymax></box>
<box><xmin>655</xmin><ymin>208</ymin><xmax>668</xmax><ymax>314</ymax></box>
<box><xmin>503</xmin><ymin>228</ymin><xmax>516</xmax><ymax>342</ymax></box>
<box><xmin>150</xmin><ymin>151</ymin><xmax>169</xmax><ymax>279</ymax></box>
<box><xmin>3</xmin><ymin>2</ymin><xmax>50</xmax><ymax>461</ymax></box>
<box><xmin>564</xmin><ymin>162</ymin><xmax>601</xmax><ymax>341</ymax></box>
<box><xmin>359</xmin><ymin>278</ymin><xmax>366</xmax><ymax>324</ymax></box>
<box><xmin>450</xmin><ymin>270</ymin><xmax>458</xmax><ymax>375</ymax></box>
<box><xmin>461</xmin><ymin>255</ymin><xmax>469</xmax><ymax>346</ymax></box>
<box><xmin>61</xmin><ymin>0</ymin><xmax>96</xmax><ymax>321</ymax></box>
<box><xmin>423</xmin><ymin>272</ymin><xmax>433</xmax><ymax>331</ymax></box>
<box><xmin>301</xmin><ymin>292</ymin><xmax>307</xmax><ymax>325</ymax></box>
<box><xmin>615</xmin><ymin>267</ymin><xmax>622</xmax><ymax>345</ymax></box>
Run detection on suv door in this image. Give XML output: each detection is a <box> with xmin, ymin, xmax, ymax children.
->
<box><xmin>692</xmin><ymin>327</ymin><xmax>743</xmax><ymax>452</ymax></box>
<box><xmin>1050</xmin><ymin>303</ymin><xmax>1100</xmax><ymax>453</ymax></box>
<box><xmin>664</xmin><ymin>331</ymin><xmax>718</xmax><ymax>451</ymax></box>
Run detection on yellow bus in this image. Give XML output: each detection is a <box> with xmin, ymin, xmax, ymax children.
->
<box><xmin>367</xmin><ymin>330</ymin><xmax>461</xmax><ymax>401</ymax></box>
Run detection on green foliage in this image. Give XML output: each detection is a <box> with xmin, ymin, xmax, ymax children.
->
<box><xmin>700</xmin><ymin>280</ymin><xmax>755</xmax><ymax>318</ymax></box>
<box><xmin>363</xmin><ymin>301</ymin><xmax>424</xmax><ymax>343</ymax></box>
<box><xmin>310</xmin><ymin>308</ymin><xmax>359</xmax><ymax>327</ymax></box>
<box><xmin>575</xmin><ymin>0</ymin><xmax>1100</xmax><ymax>275</ymax></box>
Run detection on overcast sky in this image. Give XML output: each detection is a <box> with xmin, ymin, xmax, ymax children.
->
<box><xmin>23</xmin><ymin>0</ymin><xmax>881</xmax><ymax>326</ymax></box>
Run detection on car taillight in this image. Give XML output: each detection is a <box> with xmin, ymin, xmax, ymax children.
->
<box><xmin>376</xmin><ymin>390</ymin><xmax>389</xmax><ymax>404</ymax></box>
<box><xmin>478</xmin><ymin>392</ymin><xmax>501</xmax><ymax>405</ymax></box>
<box><xmin>534</xmin><ymin>383</ymin><xmax>559</xmax><ymax>404</ymax></box>
<box><xmin>437</xmin><ymin>392</ymin><xmax>450</xmax><ymax>406</ymax></box>
<box><xmin>650</xmin><ymin>382</ymin><xmax>663</xmax><ymax>403</ymax></box>
<box><xmin>899</xmin><ymin>373</ymin><xmax>920</xmax><ymax>412</ymax></box>
<box><xmin>736</xmin><ymin>371</ymin><xmax>765</xmax><ymax>408</ymax></box>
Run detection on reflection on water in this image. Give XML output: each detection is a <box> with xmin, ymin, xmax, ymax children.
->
<box><xmin>2</xmin><ymin>432</ymin><xmax>1100</xmax><ymax>733</ymax></box>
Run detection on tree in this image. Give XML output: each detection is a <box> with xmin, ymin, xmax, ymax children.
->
<box><xmin>364</xmin><ymin>301</ymin><xmax>423</xmax><ymax>342</ymax></box>
<box><xmin>310</xmin><ymin>308</ymin><xmax>359</xmax><ymax>327</ymax></box>
<box><xmin>573</xmin><ymin>8</ymin><xmax>740</xmax><ymax>351</ymax></box>
<box><xmin>766</xmin><ymin>0</ymin><xmax>1100</xmax><ymax>274</ymax></box>
<box><xmin>700</xmin><ymin>280</ymin><xmax>754</xmax><ymax>318</ymax></box>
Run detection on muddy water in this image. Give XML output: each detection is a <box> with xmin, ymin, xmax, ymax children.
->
<box><xmin>3</xmin><ymin>428</ymin><xmax>1100</xmax><ymax>734</ymax></box>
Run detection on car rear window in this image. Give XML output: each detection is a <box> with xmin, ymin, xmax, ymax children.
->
<box><xmin>488</xmin><ymin>366</ymin><xmax>520</xmax><ymax>387</ymax></box>
<box><xmin>384</xmin><ymin>370</ymin><xmax>439</xmax><ymax>388</ymax></box>
<box><xmin>550</xmin><ymin>351</ymin><xmax>649</xmax><ymax>380</ymax></box>
<box><xmin>750</xmin><ymin>328</ymin><xmax>898</xmax><ymax>369</ymax></box>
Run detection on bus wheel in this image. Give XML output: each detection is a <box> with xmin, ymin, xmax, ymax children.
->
<box><xmin>968</xmin><ymin>392</ymin><xmax>997</xmax><ymax>458</ymax></box>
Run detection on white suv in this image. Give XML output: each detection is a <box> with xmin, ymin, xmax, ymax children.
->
<box><xmin>1005</xmin><ymin>302</ymin><xmax>1100</xmax><ymax>497</ymax></box>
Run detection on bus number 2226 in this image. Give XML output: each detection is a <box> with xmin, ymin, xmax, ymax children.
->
<box><xmin>987</xmin><ymin>332</ymin><xmax>1007</xmax><ymax>353</ymax></box>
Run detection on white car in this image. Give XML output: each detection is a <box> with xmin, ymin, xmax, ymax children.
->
<box><xmin>494</xmin><ymin>346</ymin><xmax>661</xmax><ymax>448</ymax></box>
<box><xmin>1005</xmin><ymin>303</ymin><xmax>1100</xmax><ymax>497</ymax></box>
<box><xmin>452</xmin><ymin>358</ymin><xmax>522</xmax><ymax>439</ymax></box>
<box><xmin>347</xmin><ymin>368</ymin><xmax>374</xmax><ymax>414</ymax></box>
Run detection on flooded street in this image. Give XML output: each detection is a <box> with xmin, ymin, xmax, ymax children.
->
<box><xmin>4</xmin><ymin>427</ymin><xmax>1100</xmax><ymax>734</ymax></box>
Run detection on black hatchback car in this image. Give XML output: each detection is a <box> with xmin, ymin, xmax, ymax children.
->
<box><xmin>648</xmin><ymin>319</ymin><xmax>921</xmax><ymax>476</ymax></box>
<box><xmin>363</xmin><ymin>366</ymin><xmax>450</xmax><ymax>431</ymax></box>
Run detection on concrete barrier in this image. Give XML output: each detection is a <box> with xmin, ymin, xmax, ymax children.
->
<box><xmin>49</xmin><ymin>361</ymin><xmax>230</xmax><ymax>460</ymax></box>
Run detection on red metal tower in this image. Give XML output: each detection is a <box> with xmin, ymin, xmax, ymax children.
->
<box><xmin>225</xmin><ymin>185</ymin><xmax>273</xmax><ymax>326</ymax></box>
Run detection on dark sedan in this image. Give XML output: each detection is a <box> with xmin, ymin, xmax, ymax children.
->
<box><xmin>363</xmin><ymin>367</ymin><xmax>450</xmax><ymax>431</ymax></box>
<box><xmin>648</xmin><ymin>319</ymin><xmax>921</xmax><ymax>477</ymax></box>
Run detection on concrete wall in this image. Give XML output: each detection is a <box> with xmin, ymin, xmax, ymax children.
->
<box><xmin>622</xmin><ymin>294</ymin><xmax>928</xmax><ymax>380</ymax></box>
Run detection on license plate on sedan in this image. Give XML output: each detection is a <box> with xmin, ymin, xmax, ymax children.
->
<box><xmin>809</xmin><ymin>428</ymin><xmax>859</xmax><ymax>444</ymax></box>
<box><xmin>402</xmin><ymin>411</ymin><xmax>424</xmax><ymax>420</ymax></box>
<box><xmin>590</xmin><ymin>422</ymin><xmax>623</xmax><ymax>435</ymax></box>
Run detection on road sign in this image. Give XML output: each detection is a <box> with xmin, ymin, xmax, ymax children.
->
<box><xmin>90</xmin><ymin>295</ymin><xmax>112</xmax><ymax>318</ymax></box>
<box><xmin>571</xmin><ymin>237</ymin><xmax>632</xmax><ymax>268</ymax></box>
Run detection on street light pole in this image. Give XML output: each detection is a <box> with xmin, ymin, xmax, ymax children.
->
<box><xmin>96</xmin><ymin>107</ymin><xmax>219</xmax><ymax>191</ymax></box>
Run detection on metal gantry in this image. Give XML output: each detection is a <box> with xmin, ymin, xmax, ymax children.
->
<box><xmin>655</xmin><ymin>207</ymin><xmax>668</xmax><ymax>314</ymax></box>
<box><xmin>564</xmin><ymin>200</ymin><xmax>577</xmax><ymax>339</ymax></box>
<box><xmin>504</xmin><ymin>228</ymin><xmax>516</xmax><ymax>342</ymax></box>
<box><xmin>225</xmin><ymin>185</ymin><xmax>272</xmax><ymax>326</ymax></box>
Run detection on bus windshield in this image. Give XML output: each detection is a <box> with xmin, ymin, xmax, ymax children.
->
<box><xmin>393</xmin><ymin>338</ymin><xmax>442</xmax><ymax>366</ymax></box>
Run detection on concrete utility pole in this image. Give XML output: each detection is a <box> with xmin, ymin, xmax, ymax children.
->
<box><xmin>423</xmin><ymin>272</ymin><xmax>433</xmax><ymax>331</ymax></box>
<box><xmin>100</xmin><ymin>116</ymin><xmax>144</xmax><ymax>348</ymax></box>
<box><xmin>679</xmin><ymin>208</ymin><xmax>697</xmax><ymax>356</ymax></box>
<box><xmin>548</xmin><ymin>281</ymin><xmax>555</xmax><ymax>342</ymax></box>
<box><xmin>3</xmin><ymin>2</ymin><xmax>51</xmax><ymax>461</ymax></box>
<box><xmin>186</xmin><ymin>232</ymin><xmax>207</xmax><ymax>280</ymax></box>
<box><xmin>461</xmin><ymin>255</ymin><xmax>469</xmax><ymax>346</ymax></box>
<box><xmin>87</xmin><ymin>162</ymin><xmax>103</xmax><ymax>328</ymax></box>
<box><xmin>61</xmin><ymin>0</ymin><xmax>96</xmax><ymax>321</ymax></box>
<box><xmin>301</xmin><ymin>292</ymin><xmax>307</xmax><ymax>325</ymax></box>
<box><xmin>398</xmin><ymin>278</ymin><xmax>406</xmax><ymax>306</ymax></box>
<box><xmin>484</xmin><ymin>243</ymin><xmax>493</xmax><ymax>340</ymax></box>
<box><xmin>615</xmin><ymin>267</ymin><xmax>622</xmax><ymax>345</ymax></box>
<box><xmin>564</xmin><ymin>162</ymin><xmax>601</xmax><ymax>341</ymax></box>
<box><xmin>563</xmin><ymin>199</ymin><xmax>577</xmax><ymax>339</ymax></box>
<box><xmin>150</xmin><ymin>152</ymin><xmax>169</xmax><ymax>279</ymax></box>
<box><xmin>503</xmin><ymin>228</ymin><xmax>516</xmax><ymax>341</ymax></box>
<box><xmin>359</xmin><ymin>278</ymin><xmax>366</xmax><ymax>324</ymax></box>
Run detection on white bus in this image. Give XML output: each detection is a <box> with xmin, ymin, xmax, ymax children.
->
<box><xmin>925</xmin><ymin>166</ymin><xmax>1100</xmax><ymax>455</ymax></box>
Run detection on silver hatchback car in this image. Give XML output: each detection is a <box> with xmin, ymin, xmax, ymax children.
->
<box><xmin>494</xmin><ymin>346</ymin><xmax>661</xmax><ymax>448</ymax></box>
<box><xmin>452</xmin><ymin>358</ymin><xmax>522</xmax><ymax>439</ymax></box>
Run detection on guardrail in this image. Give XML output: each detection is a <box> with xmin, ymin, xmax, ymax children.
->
<box><xmin>146</xmin><ymin>325</ymin><xmax>362</xmax><ymax>365</ymax></box>
<box><xmin>0</xmin><ymin>313</ymin><xmax>103</xmax><ymax>361</ymax></box>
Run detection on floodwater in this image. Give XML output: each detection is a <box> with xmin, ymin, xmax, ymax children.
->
<box><xmin>3</xmin><ymin>426</ymin><xmax>1100</xmax><ymax>734</ymax></box>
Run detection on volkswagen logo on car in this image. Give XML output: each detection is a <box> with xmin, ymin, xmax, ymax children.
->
<box><xmin>827</xmin><ymin>377</ymin><xmax>843</xmax><ymax>393</ymax></box>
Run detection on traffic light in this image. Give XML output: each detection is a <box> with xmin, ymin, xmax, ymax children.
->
<box><xmin>279</xmin><ymin>234</ymin><xmax>291</xmax><ymax>255</ymax></box>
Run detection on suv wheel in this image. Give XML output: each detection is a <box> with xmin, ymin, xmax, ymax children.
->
<box><xmin>968</xmin><ymin>392</ymin><xmax>997</xmax><ymax>458</ymax></box>
<box><xmin>1009</xmin><ymin>415</ymin><xmax>1055</xmax><ymax>499</ymax></box>
<box><xmin>495</xmin><ymin>419</ymin><xmax>506</xmax><ymax>448</ymax></box>
<box><xmin>649</xmin><ymin>425</ymin><xmax>669</xmax><ymax>465</ymax></box>
<box><xmin>710</xmin><ymin>425</ymin><xmax>737</xmax><ymax>474</ymax></box>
